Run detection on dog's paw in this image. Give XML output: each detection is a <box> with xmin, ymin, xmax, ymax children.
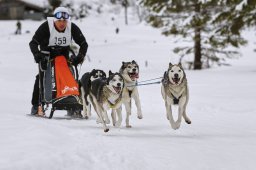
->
<box><xmin>185</xmin><ymin>119</ymin><xmax>191</xmax><ymax>124</ymax></box>
<box><xmin>81</xmin><ymin>112</ymin><xmax>87</xmax><ymax>118</ymax></box>
<box><xmin>137</xmin><ymin>115</ymin><xmax>143</xmax><ymax>119</ymax></box>
<box><xmin>105</xmin><ymin>119</ymin><xmax>111</xmax><ymax>124</ymax></box>
<box><xmin>170</xmin><ymin>122</ymin><xmax>177</xmax><ymax>130</ymax></box>
<box><xmin>88</xmin><ymin>112</ymin><xmax>92</xmax><ymax>117</ymax></box>
<box><xmin>104</xmin><ymin>128</ymin><xmax>109</xmax><ymax>133</ymax></box>
<box><xmin>96</xmin><ymin>118</ymin><xmax>102</xmax><ymax>124</ymax></box>
<box><xmin>115</xmin><ymin>121</ymin><xmax>122</xmax><ymax>127</ymax></box>
<box><xmin>175</xmin><ymin>123</ymin><xmax>181</xmax><ymax>129</ymax></box>
<box><xmin>126</xmin><ymin>125</ymin><xmax>132</xmax><ymax>128</ymax></box>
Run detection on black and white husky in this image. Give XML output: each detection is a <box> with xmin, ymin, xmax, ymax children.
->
<box><xmin>80</xmin><ymin>69</ymin><xmax>106</xmax><ymax>119</ymax></box>
<box><xmin>161</xmin><ymin>63</ymin><xmax>191</xmax><ymax>130</ymax></box>
<box><xmin>113</xmin><ymin>60</ymin><xmax>142</xmax><ymax>128</ymax></box>
<box><xmin>90</xmin><ymin>71</ymin><xmax>124</xmax><ymax>132</ymax></box>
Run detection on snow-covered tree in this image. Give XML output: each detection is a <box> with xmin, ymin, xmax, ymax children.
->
<box><xmin>140</xmin><ymin>0</ymin><xmax>253</xmax><ymax>69</ymax></box>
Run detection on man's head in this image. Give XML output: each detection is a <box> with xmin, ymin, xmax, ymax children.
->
<box><xmin>53</xmin><ymin>7</ymin><xmax>70</xmax><ymax>32</ymax></box>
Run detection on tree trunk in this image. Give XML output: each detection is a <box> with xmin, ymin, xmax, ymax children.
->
<box><xmin>125</xmin><ymin>5</ymin><xmax>128</xmax><ymax>25</ymax></box>
<box><xmin>136</xmin><ymin>5</ymin><xmax>142</xmax><ymax>23</ymax></box>
<box><xmin>193</xmin><ymin>3</ymin><xmax>202</xmax><ymax>70</ymax></box>
<box><xmin>194</xmin><ymin>27</ymin><xmax>202</xmax><ymax>69</ymax></box>
<box><xmin>123</xmin><ymin>0</ymin><xmax>128</xmax><ymax>25</ymax></box>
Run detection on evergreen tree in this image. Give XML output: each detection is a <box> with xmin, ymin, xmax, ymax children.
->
<box><xmin>140</xmin><ymin>0</ymin><xmax>253</xmax><ymax>69</ymax></box>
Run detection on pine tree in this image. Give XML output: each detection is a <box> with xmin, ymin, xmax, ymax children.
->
<box><xmin>140</xmin><ymin>0</ymin><xmax>252</xmax><ymax>69</ymax></box>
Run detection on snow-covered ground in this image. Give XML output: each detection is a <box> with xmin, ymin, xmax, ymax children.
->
<box><xmin>0</xmin><ymin>10</ymin><xmax>256</xmax><ymax>170</ymax></box>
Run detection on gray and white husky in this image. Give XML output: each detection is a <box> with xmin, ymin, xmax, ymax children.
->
<box><xmin>161</xmin><ymin>63</ymin><xmax>191</xmax><ymax>130</ymax></box>
<box><xmin>90</xmin><ymin>71</ymin><xmax>124</xmax><ymax>132</ymax></box>
<box><xmin>80</xmin><ymin>69</ymin><xmax>106</xmax><ymax>119</ymax></box>
<box><xmin>113</xmin><ymin>60</ymin><xmax>142</xmax><ymax>128</ymax></box>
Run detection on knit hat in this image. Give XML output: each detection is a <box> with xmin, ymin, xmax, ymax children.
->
<box><xmin>53</xmin><ymin>7</ymin><xmax>70</xmax><ymax>21</ymax></box>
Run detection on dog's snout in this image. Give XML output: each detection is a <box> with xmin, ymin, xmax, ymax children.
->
<box><xmin>132</xmin><ymin>68</ymin><xmax>136</xmax><ymax>72</ymax></box>
<box><xmin>174</xmin><ymin>73</ymin><xmax>179</xmax><ymax>78</ymax></box>
<box><xmin>117</xmin><ymin>83</ymin><xmax>121</xmax><ymax>87</ymax></box>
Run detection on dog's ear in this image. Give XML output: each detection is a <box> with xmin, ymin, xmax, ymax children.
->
<box><xmin>164</xmin><ymin>71</ymin><xmax>168</xmax><ymax>79</ymax></box>
<box><xmin>169</xmin><ymin>62</ymin><xmax>173</xmax><ymax>68</ymax></box>
<box><xmin>109</xmin><ymin>70</ymin><xmax>113</xmax><ymax>76</ymax></box>
<box><xmin>119</xmin><ymin>74</ymin><xmax>125</xmax><ymax>88</ymax></box>
<box><xmin>132</xmin><ymin>60</ymin><xmax>136</xmax><ymax>64</ymax></box>
<box><xmin>163</xmin><ymin>71</ymin><xmax>169</xmax><ymax>83</ymax></box>
<box><xmin>102</xmin><ymin>71</ymin><xmax>107</xmax><ymax>78</ymax></box>
<box><xmin>90</xmin><ymin>69</ymin><xmax>95</xmax><ymax>75</ymax></box>
<box><xmin>121</xmin><ymin>62</ymin><xmax>128</xmax><ymax>71</ymax></box>
<box><xmin>178</xmin><ymin>62</ymin><xmax>183</xmax><ymax>68</ymax></box>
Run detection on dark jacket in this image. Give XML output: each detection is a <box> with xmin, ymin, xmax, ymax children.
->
<box><xmin>29</xmin><ymin>21</ymin><xmax>88</xmax><ymax>62</ymax></box>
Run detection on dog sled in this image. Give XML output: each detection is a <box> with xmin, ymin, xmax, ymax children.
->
<box><xmin>38</xmin><ymin>49</ymin><xmax>83</xmax><ymax>119</ymax></box>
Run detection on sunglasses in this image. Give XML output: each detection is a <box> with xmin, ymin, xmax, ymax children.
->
<box><xmin>54</xmin><ymin>12</ymin><xmax>70</xmax><ymax>20</ymax></box>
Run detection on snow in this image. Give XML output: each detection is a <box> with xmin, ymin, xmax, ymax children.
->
<box><xmin>1</xmin><ymin>8</ymin><xmax>256</xmax><ymax>170</ymax></box>
<box><xmin>235</xmin><ymin>0</ymin><xmax>248</xmax><ymax>11</ymax></box>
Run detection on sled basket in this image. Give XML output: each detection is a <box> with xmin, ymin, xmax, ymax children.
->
<box><xmin>40</xmin><ymin>53</ymin><xmax>82</xmax><ymax>118</ymax></box>
<box><xmin>52</xmin><ymin>95</ymin><xmax>83</xmax><ymax>111</ymax></box>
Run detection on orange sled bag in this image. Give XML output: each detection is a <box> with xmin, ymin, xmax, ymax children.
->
<box><xmin>54</xmin><ymin>56</ymin><xmax>79</xmax><ymax>98</ymax></box>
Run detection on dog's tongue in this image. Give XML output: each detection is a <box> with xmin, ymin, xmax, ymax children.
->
<box><xmin>130</xmin><ymin>73</ymin><xmax>139</xmax><ymax>80</ymax></box>
<box><xmin>113</xmin><ymin>86</ymin><xmax>121</xmax><ymax>93</ymax></box>
<box><xmin>172</xmin><ymin>78</ymin><xmax>180</xmax><ymax>84</ymax></box>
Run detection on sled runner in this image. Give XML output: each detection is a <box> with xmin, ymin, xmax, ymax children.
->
<box><xmin>38</xmin><ymin>49</ymin><xmax>83</xmax><ymax>119</ymax></box>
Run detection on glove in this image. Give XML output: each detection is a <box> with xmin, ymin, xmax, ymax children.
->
<box><xmin>34</xmin><ymin>52</ymin><xmax>45</xmax><ymax>63</ymax></box>
<box><xmin>72</xmin><ymin>54</ymin><xmax>84</xmax><ymax>66</ymax></box>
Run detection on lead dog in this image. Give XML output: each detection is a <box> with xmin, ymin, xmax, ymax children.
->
<box><xmin>161</xmin><ymin>63</ymin><xmax>191</xmax><ymax>130</ymax></box>
<box><xmin>113</xmin><ymin>60</ymin><xmax>142</xmax><ymax>128</ymax></box>
<box><xmin>80</xmin><ymin>69</ymin><xmax>106</xmax><ymax>119</ymax></box>
<box><xmin>90</xmin><ymin>71</ymin><xmax>124</xmax><ymax>132</ymax></box>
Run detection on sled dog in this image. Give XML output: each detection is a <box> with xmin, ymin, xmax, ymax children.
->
<box><xmin>80</xmin><ymin>69</ymin><xmax>106</xmax><ymax>119</ymax></box>
<box><xmin>161</xmin><ymin>63</ymin><xmax>191</xmax><ymax>130</ymax></box>
<box><xmin>113</xmin><ymin>60</ymin><xmax>142</xmax><ymax>128</ymax></box>
<box><xmin>90</xmin><ymin>71</ymin><xmax>124</xmax><ymax>132</ymax></box>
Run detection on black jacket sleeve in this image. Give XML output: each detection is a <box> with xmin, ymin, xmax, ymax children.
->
<box><xmin>29</xmin><ymin>21</ymin><xmax>50</xmax><ymax>59</ymax></box>
<box><xmin>71</xmin><ymin>23</ymin><xmax>88</xmax><ymax>61</ymax></box>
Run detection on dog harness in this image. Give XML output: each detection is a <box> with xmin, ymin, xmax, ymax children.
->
<box><xmin>101</xmin><ymin>86</ymin><xmax>122</xmax><ymax>109</ymax></box>
<box><xmin>124</xmin><ymin>80</ymin><xmax>137</xmax><ymax>98</ymax></box>
<box><xmin>171</xmin><ymin>93</ymin><xmax>182</xmax><ymax>105</ymax></box>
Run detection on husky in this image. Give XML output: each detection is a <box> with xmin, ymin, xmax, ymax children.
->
<box><xmin>80</xmin><ymin>69</ymin><xmax>106</xmax><ymax>119</ymax></box>
<box><xmin>161</xmin><ymin>63</ymin><xmax>191</xmax><ymax>130</ymax></box>
<box><xmin>89</xmin><ymin>71</ymin><xmax>124</xmax><ymax>132</ymax></box>
<box><xmin>113</xmin><ymin>60</ymin><xmax>142</xmax><ymax>128</ymax></box>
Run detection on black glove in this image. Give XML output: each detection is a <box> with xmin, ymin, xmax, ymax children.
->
<box><xmin>72</xmin><ymin>54</ymin><xmax>84</xmax><ymax>66</ymax></box>
<box><xmin>34</xmin><ymin>52</ymin><xmax>45</xmax><ymax>63</ymax></box>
